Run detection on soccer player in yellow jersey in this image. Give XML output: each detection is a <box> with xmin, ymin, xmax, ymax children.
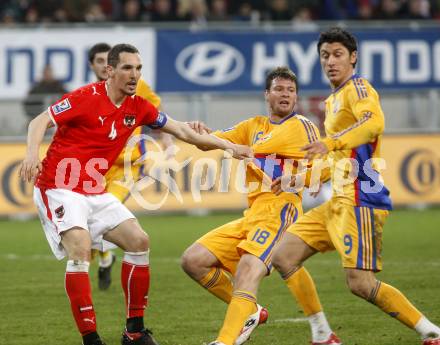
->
<box><xmin>271</xmin><ymin>27</ymin><xmax>440</xmax><ymax>345</ymax></box>
<box><xmin>88</xmin><ymin>43</ymin><xmax>172</xmax><ymax>290</ymax></box>
<box><xmin>181</xmin><ymin>67</ymin><xmax>340</xmax><ymax>345</ymax></box>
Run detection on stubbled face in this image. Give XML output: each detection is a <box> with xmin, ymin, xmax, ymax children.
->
<box><xmin>90</xmin><ymin>51</ymin><xmax>109</xmax><ymax>81</ymax></box>
<box><xmin>107</xmin><ymin>52</ymin><xmax>142</xmax><ymax>96</ymax></box>
<box><xmin>319</xmin><ymin>42</ymin><xmax>357</xmax><ymax>88</ymax></box>
<box><xmin>265</xmin><ymin>77</ymin><xmax>297</xmax><ymax>117</ymax></box>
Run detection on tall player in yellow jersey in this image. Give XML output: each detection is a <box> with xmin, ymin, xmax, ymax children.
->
<box><xmin>272</xmin><ymin>27</ymin><xmax>440</xmax><ymax>345</ymax></box>
<box><xmin>88</xmin><ymin>43</ymin><xmax>172</xmax><ymax>290</ymax></box>
<box><xmin>181</xmin><ymin>67</ymin><xmax>340</xmax><ymax>345</ymax></box>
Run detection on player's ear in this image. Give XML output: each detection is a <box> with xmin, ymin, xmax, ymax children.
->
<box><xmin>350</xmin><ymin>50</ymin><xmax>357</xmax><ymax>66</ymax></box>
<box><xmin>106</xmin><ymin>64</ymin><xmax>114</xmax><ymax>77</ymax></box>
<box><xmin>264</xmin><ymin>89</ymin><xmax>269</xmax><ymax>101</ymax></box>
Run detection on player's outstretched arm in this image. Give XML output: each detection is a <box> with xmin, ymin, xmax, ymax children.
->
<box><xmin>19</xmin><ymin>111</ymin><xmax>53</xmax><ymax>183</ymax></box>
<box><xmin>161</xmin><ymin>117</ymin><xmax>253</xmax><ymax>160</ymax></box>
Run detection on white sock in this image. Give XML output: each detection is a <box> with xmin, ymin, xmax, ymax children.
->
<box><xmin>415</xmin><ymin>316</ymin><xmax>440</xmax><ymax>339</ymax></box>
<box><xmin>308</xmin><ymin>311</ymin><xmax>332</xmax><ymax>342</ymax></box>
<box><xmin>123</xmin><ymin>250</ymin><xmax>149</xmax><ymax>265</ymax></box>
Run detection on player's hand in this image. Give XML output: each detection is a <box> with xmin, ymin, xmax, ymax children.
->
<box><xmin>19</xmin><ymin>155</ymin><xmax>42</xmax><ymax>183</ymax></box>
<box><xmin>271</xmin><ymin>175</ymin><xmax>297</xmax><ymax>196</ymax></box>
<box><xmin>230</xmin><ymin>144</ymin><xmax>253</xmax><ymax>160</ymax></box>
<box><xmin>186</xmin><ymin>121</ymin><xmax>212</xmax><ymax>134</ymax></box>
<box><xmin>301</xmin><ymin>141</ymin><xmax>328</xmax><ymax>160</ymax></box>
<box><xmin>309</xmin><ymin>182</ymin><xmax>322</xmax><ymax>198</ymax></box>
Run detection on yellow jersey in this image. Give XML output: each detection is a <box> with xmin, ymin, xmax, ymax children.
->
<box><xmin>113</xmin><ymin>79</ymin><xmax>161</xmax><ymax>165</ymax></box>
<box><xmin>215</xmin><ymin>112</ymin><xmax>321</xmax><ymax>207</ymax></box>
<box><xmin>322</xmin><ymin>74</ymin><xmax>392</xmax><ymax>210</ymax></box>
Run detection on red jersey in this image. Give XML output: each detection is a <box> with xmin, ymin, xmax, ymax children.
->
<box><xmin>36</xmin><ymin>81</ymin><xmax>167</xmax><ymax>195</ymax></box>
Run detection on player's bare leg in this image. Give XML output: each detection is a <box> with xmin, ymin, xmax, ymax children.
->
<box><xmin>104</xmin><ymin>218</ymin><xmax>159</xmax><ymax>345</ymax></box>
<box><xmin>182</xmin><ymin>244</ymin><xmax>267</xmax><ymax>345</ymax></box>
<box><xmin>206</xmin><ymin>254</ymin><xmax>266</xmax><ymax>345</ymax></box>
<box><xmin>181</xmin><ymin>243</ymin><xmax>233</xmax><ymax>303</ymax></box>
<box><xmin>272</xmin><ymin>233</ymin><xmax>341</xmax><ymax>345</ymax></box>
<box><xmin>62</xmin><ymin>228</ymin><xmax>106</xmax><ymax>345</ymax></box>
<box><xmin>345</xmin><ymin>268</ymin><xmax>440</xmax><ymax>344</ymax></box>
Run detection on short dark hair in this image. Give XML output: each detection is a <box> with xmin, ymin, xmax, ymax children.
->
<box><xmin>265</xmin><ymin>66</ymin><xmax>298</xmax><ymax>91</ymax></box>
<box><xmin>107</xmin><ymin>44</ymin><xmax>140</xmax><ymax>68</ymax></box>
<box><xmin>317</xmin><ymin>27</ymin><xmax>358</xmax><ymax>67</ymax></box>
<box><xmin>88</xmin><ymin>43</ymin><xmax>111</xmax><ymax>64</ymax></box>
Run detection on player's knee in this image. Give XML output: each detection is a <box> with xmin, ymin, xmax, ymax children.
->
<box><xmin>271</xmin><ymin>250</ymin><xmax>287</xmax><ymax>273</ymax></box>
<box><xmin>234</xmin><ymin>256</ymin><xmax>266</xmax><ymax>288</ymax></box>
<box><xmin>181</xmin><ymin>247</ymin><xmax>204</xmax><ymax>279</ymax></box>
<box><xmin>68</xmin><ymin>246</ymin><xmax>91</xmax><ymax>262</ymax></box>
<box><xmin>129</xmin><ymin>231</ymin><xmax>150</xmax><ymax>252</ymax></box>
<box><xmin>346</xmin><ymin>269</ymin><xmax>377</xmax><ymax>299</ymax></box>
<box><xmin>272</xmin><ymin>247</ymin><xmax>298</xmax><ymax>275</ymax></box>
<box><xmin>346</xmin><ymin>276</ymin><xmax>371</xmax><ymax>299</ymax></box>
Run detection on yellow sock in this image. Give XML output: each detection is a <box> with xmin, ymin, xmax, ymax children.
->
<box><xmin>91</xmin><ymin>249</ymin><xmax>99</xmax><ymax>261</ymax></box>
<box><xmin>217</xmin><ymin>290</ymin><xmax>258</xmax><ymax>345</ymax></box>
<box><xmin>199</xmin><ymin>267</ymin><xmax>233</xmax><ymax>303</ymax></box>
<box><xmin>284</xmin><ymin>267</ymin><xmax>323</xmax><ymax>316</ymax></box>
<box><xmin>370</xmin><ymin>281</ymin><xmax>422</xmax><ymax>328</ymax></box>
<box><xmin>99</xmin><ymin>250</ymin><xmax>111</xmax><ymax>260</ymax></box>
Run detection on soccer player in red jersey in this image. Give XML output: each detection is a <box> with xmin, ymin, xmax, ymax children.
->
<box><xmin>19</xmin><ymin>43</ymin><xmax>252</xmax><ymax>345</ymax></box>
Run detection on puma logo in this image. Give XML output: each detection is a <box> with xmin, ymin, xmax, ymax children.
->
<box><xmin>92</xmin><ymin>86</ymin><xmax>100</xmax><ymax>95</ymax></box>
<box><xmin>83</xmin><ymin>317</ymin><xmax>96</xmax><ymax>324</ymax></box>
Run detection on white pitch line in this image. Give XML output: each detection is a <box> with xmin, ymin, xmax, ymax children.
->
<box><xmin>2</xmin><ymin>254</ymin><xmax>440</xmax><ymax>267</ymax></box>
<box><xmin>270</xmin><ymin>317</ymin><xmax>308</xmax><ymax>323</ymax></box>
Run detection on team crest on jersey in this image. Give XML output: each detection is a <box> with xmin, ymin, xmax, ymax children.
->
<box><xmin>123</xmin><ymin>115</ymin><xmax>136</xmax><ymax>128</ymax></box>
<box><xmin>51</xmin><ymin>99</ymin><xmax>71</xmax><ymax>115</ymax></box>
<box><xmin>256</xmin><ymin>133</ymin><xmax>272</xmax><ymax>144</ymax></box>
<box><xmin>54</xmin><ymin>205</ymin><xmax>65</xmax><ymax>218</ymax></box>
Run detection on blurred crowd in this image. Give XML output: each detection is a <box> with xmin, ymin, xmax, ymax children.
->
<box><xmin>1</xmin><ymin>0</ymin><xmax>440</xmax><ymax>25</ymax></box>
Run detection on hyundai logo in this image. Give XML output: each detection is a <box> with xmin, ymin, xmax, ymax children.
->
<box><xmin>176</xmin><ymin>42</ymin><xmax>245</xmax><ymax>86</ymax></box>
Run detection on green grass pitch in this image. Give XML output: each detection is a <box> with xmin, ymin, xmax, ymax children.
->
<box><xmin>0</xmin><ymin>209</ymin><xmax>439</xmax><ymax>345</ymax></box>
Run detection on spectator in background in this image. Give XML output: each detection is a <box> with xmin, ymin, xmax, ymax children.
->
<box><xmin>357</xmin><ymin>0</ymin><xmax>374</xmax><ymax>19</ymax></box>
<box><xmin>403</xmin><ymin>0</ymin><xmax>432</xmax><ymax>18</ymax></box>
<box><xmin>85</xmin><ymin>2</ymin><xmax>107</xmax><ymax>22</ymax></box>
<box><xmin>151</xmin><ymin>0</ymin><xmax>179</xmax><ymax>22</ymax></box>
<box><xmin>24</xmin><ymin>7</ymin><xmax>39</xmax><ymax>23</ymax></box>
<box><xmin>178</xmin><ymin>0</ymin><xmax>208</xmax><ymax>27</ymax></box>
<box><xmin>374</xmin><ymin>0</ymin><xmax>401</xmax><ymax>20</ymax></box>
<box><xmin>23</xmin><ymin>65</ymin><xmax>67</xmax><ymax>122</ymax></box>
<box><xmin>34</xmin><ymin>0</ymin><xmax>63</xmax><ymax>22</ymax></box>
<box><xmin>291</xmin><ymin>6</ymin><xmax>319</xmax><ymax>31</ymax></box>
<box><xmin>232</xmin><ymin>1</ymin><xmax>255</xmax><ymax>21</ymax></box>
<box><xmin>1</xmin><ymin>8</ymin><xmax>17</xmax><ymax>24</ymax></box>
<box><xmin>208</xmin><ymin>0</ymin><xmax>229</xmax><ymax>21</ymax></box>
<box><xmin>120</xmin><ymin>0</ymin><xmax>143</xmax><ymax>21</ymax></box>
<box><xmin>267</xmin><ymin>0</ymin><xmax>292</xmax><ymax>21</ymax></box>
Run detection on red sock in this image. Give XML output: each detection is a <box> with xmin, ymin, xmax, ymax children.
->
<box><xmin>65</xmin><ymin>271</ymin><xmax>96</xmax><ymax>335</ymax></box>
<box><xmin>121</xmin><ymin>261</ymin><xmax>150</xmax><ymax>318</ymax></box>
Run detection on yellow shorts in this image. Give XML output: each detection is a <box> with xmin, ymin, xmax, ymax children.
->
<box><xmin>105</xmin><ymin>163</ymin><xmax>143</xmax><ymax>203</ymax></box>
<box><xmin>197</xmin><ymin>195</ymin><xmax>301</xmax><ymax>275</ymax></box>
<box><xmin>288</xmin><ymin>198</ymin><xmax>388</xmax><ymax>272</ymax></box>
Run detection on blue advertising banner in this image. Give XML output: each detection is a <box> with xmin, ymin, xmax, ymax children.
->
<box><xmin>156</xmin><ymin>28</ymin><xmax>440</xmax><ymax>93</ymax></box>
